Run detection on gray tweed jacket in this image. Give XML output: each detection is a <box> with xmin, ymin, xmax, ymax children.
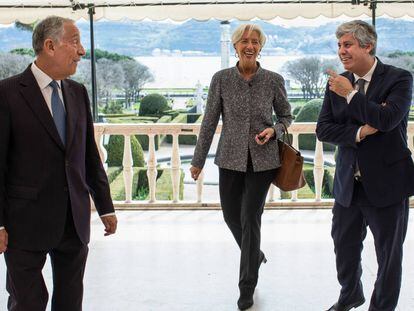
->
<box><xmin>192</xmin><ymin>63</ymin><xmax>292</xmax><ymax>172</ymax></box>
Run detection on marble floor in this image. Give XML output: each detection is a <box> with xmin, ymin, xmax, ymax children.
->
<box><xmin>0</xmin><ymin>209</ymin><xmax>413</xmax><ymax>311</ymax></box>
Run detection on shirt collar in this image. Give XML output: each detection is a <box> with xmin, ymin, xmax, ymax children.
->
<box><xmin>31</xmin><ymin>61</ymin><xmax>62</xmax><ymax>90</ymax></box>
<box><xmin>353</xmin><ymin>57</ymin><xmax>377</xmax><ymax>83</ymax></box>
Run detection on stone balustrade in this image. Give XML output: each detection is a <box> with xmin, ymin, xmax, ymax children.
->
<box><xmin>94</xmin><ymin>122</ymin><xmax>414</xmax><ymax>209</ymax></box>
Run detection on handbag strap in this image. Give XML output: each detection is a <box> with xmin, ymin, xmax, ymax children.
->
<box><xmin>279</xmin><ymin>122</ymin><xmax>292</xmax><ymax>146</ymax></box>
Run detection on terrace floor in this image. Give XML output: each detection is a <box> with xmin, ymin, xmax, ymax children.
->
<box><xmin>0</xmin><ymin>209</ymin><xmax>413</xmax><ymax>311</ymax></box>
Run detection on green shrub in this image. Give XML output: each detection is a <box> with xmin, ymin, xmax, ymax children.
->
<box><xmin>165</xmin><ymin>113</ymin><xmax>199</xmax><ymax>145</ymax></box>
<box><xmin>292</xmin><ymin>106</ymin><xmax>302</xmax><ymax>116</ymax></box>
<box><xmin>139</xmin><ymin>93</ymin><xmax>170</xmax><ymax>116</ymax></box>
<box><xmin>103</xmin><ymin>100</ymin><xmax>124</xmax><ymax>114</ymax></box>
<box><xmin>106</xmin><ymin>166</ymin><xmax>123</xmax><ymax>183</ymax></box>
<box><xmin>136</xmin><ymin>134</ymin><xmax>159</xmax><ymax>151</ymax></box>
<box><xmin>106</xmin><ymin>135</ymin><xmax>145</xmax><ymax>167</ymax></box>
<box><xmin>302</xmin><ymin>166</ymin><xmax>334</xmax><ymax>198</ymax></box>
<box><xmin>295</xmin><ymin>99</ymin><xmax>335</xmax><ymax>151</ymax></box>
<box><xmin>157</xmin><ymin>115</ymin><xmax>172</xmax><ymax>123</ymax></box>
<box><xmin>134</xmin><ymin>168</ymin><xmax>164</xmax><ymax>200</ymax></box>
<box><xmin>155</xmin><ymin>169</ymin><xmax>184</xmax><ymax>200</ymax></box>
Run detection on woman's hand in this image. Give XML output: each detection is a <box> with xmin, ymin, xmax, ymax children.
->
<box><xmin>190</xmin><ymin>166</ymin><xmax>202</xmax><ymax>181</ymax></box>
<box><xmin>255</xmin><ymin>127</ymin><xmax>275</xmax><ymax>145</ymax></box>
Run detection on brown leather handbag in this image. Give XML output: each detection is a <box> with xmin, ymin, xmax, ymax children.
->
<box><xmin>272</xmin><ymin>124</ymin><xmax>306</xmax><ymax>191</ymax></box>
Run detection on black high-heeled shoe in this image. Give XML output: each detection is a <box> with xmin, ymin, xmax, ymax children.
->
<box><xmin>259</xmin><ymin>251</ymin><xmax>267</xmax><ymax>265</ymax></box>
<box><xmin>237</xmin><ymin>288</ymin><xmax>254</xmax><ymax>310</ymax></box>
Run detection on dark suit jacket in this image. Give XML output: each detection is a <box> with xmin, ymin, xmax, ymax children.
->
<box><xmin>316</xmin><ymin>59</ymin><xmax>414</xmax><ymax>208</ymax></box>
<box><xmin>0</xmin><ymin>66</ymin><xmax>114</xmax><ymax>251</ymax></box>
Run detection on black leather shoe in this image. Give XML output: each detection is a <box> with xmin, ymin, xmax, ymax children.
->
<box><xmin>237</xmin><ymin>288</ymin><xmax>254</xmax><ymax>310</ymax></box>
<box><xmin>326</xmin><ymin>298</ymin><xmax>365</xmax><ymax>311</ymax></box>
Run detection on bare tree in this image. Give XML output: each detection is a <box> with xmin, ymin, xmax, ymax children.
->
<box><xmin>96</xmin><ymin>58</ymin><xmax>125</xmax><ymax>108</ymax></box>
<box><xmin>119</xmin><ymin>59</ymin><xmax>154</xmax><ymax>108</ymax></box>
<box><xmin>285</xmin><ymin>56</ymin><xmax>340</xmax><ymax>99</ymax></box>
<box><xmin>0</xmin><ymin>53</ymin><xmax>32</xmax><ymax>80</ymax></box>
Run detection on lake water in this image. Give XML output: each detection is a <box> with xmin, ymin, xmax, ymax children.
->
<box><xmin>135</xmin><ymin>55</ymin><xmax>336</xmax><ymax>89</ymax></box>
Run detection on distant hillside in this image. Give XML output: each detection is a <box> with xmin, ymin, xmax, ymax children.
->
<box><xmin>0</xmin><ymin>18</ymin><xmax>413</xmax><ymax>56</ymax></box>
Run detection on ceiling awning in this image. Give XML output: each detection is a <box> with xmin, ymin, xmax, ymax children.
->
<box><xmin>2</xmin><ymin>1</ymin><xmax>414</xmax><ymax>23</ymax></box>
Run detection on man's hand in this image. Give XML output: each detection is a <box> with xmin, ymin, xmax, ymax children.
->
<box><xmin>360</xmin><ymin>124</ymin><xmax>378</xmax><ymax>140</ymax></box>
<box><xmin>0</xmin><ymin>229</ymin><xmax>8</xmax><ymax>253</ymax></box>
<box><xmin>327</xmin><ymin>69</ymin><xmax>354</xmax><ymax>98</ymax></box>
<box><xmin>101</xmin><ymin>215</ymin><xmax>117</xmax><ymax>236</ymax></box>
<box><xmin>190</xmin><ymin>166</ymin><xmax>202</xmax><ymax>181</ymax></box>
<box><xmin>255</xmin><ymin>127</ymin><xmax>275</xmax><ymax>145</ymax></box>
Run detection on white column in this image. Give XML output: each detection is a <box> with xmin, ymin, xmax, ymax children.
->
<box><xmin>291</xmin><ymin>134</ymin><xmax>300</xmax><ymax>201</ymax></box>
<box><xmin>314</xmin><ymin>138</ymin><xmax>324</xmax><ymax>202</ymax></box>
<box><xmin>122</xmin><ymin>135</ymin><xmax>133</xmax><ymax>203</ymax></box>
<box><xmin>147</xmin><ymin>134</ymin><xmax>158</xmax><ymax>203</ymax></box>
<box><xmin>220</xmin><ymin>21</ymin><xmax>231</xmax><ymax>69</ymax></box>
<box><xmin>171</xmin><ymin>134</ymin><xmax>181</xmax><ymax>202</ymax></box>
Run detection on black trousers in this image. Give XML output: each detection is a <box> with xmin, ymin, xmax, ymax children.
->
<box><xmin>4</xmin><ymin>207</ymin><xmax>89</xmax><ymax>311</ymax></box>
<box><xmin>332</xmin><ymin>180</ymin><xmax>409</xmax><ymax>311</ymax></box>
<box><xmin>219</xmin><ymin>158</ymin><xmax>276</xmax><ymax>290</ymax></box>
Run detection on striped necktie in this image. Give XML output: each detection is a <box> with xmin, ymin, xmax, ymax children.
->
<box><xmin>50</xmin><ymin>80</ymin><xmax>66</xmax><ymax>145</ymax></box>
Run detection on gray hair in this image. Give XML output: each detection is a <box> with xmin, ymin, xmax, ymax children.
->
<box><xmin>32</xmin><ymin>16</ymin><xmax>74</xmax><ymax>55</ymax></box>
<box><xmin>336</xmin><ymin>20</ymin><xmax>377</xmax><ymax>56</ymax></box>
<box><xmin>231</xmin><ymin>24</ymin><xmax>266</xmax><ymax>48</ymax></box>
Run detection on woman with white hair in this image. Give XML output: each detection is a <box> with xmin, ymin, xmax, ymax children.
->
<box><xmin>190</xmin><ymin>24</ymin><xmax>292</xmax><ymax>310</ymax></box>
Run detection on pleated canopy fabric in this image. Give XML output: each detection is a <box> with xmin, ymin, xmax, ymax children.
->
<box><xmin>0</xmin><ymin>1</ymin><xmax>413</xmax><ymax>24</ymax></box>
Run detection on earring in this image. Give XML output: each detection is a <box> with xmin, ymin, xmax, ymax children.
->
<box><xmin>257</xmin><ymin>53</ymin><xmax>261</xmax><ymax>59</ymax></box>
<box><xmin>235</xmin><ymin>52</ymin><xmax>239</xmax><ymax>58</ymax></box>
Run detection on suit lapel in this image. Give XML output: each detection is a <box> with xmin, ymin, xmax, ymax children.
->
<box><xmin>19</xmin><ymin>67</ymin><xmax>65</xmax><ymax>150</ymax></box>
<box><xmin>62</xmin><ymin>80</ymin><xmax>79</xmax><ymax>152</ymax></box>
<box><xmin>366</xmin><ymin>59</ymin><xmax>385</xmax><ymax>99</ymax></box>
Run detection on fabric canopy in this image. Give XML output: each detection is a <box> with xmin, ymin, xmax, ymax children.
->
<box><xmin>1</xmin><ymin>1</ymin><xmax>414</xmax><ymax>23</ymax></box>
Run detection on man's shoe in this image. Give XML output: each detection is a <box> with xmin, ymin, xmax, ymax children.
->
<box><xmin>326</xmin><ymin>298</ymin><xmax>365</xmax><ymax>311</ymax></box>
<box><xmin>237</xmin><ymin>288</ymin><xmax>254</xmax><ymax>310</ymax></box>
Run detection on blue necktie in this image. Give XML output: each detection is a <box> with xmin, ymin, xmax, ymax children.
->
<box><xmin>50</xmin><ymin>80</ymin><xmax>66</xmax><ymax>145</ymax></box>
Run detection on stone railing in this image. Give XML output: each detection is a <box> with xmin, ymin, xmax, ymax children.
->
<box><xmin>94</xmin><ymin>122</ymin><xmax>414</xmax><ymax>209</ymax></box>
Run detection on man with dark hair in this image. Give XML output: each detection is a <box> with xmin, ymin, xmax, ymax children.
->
<box><xmin>0</xmin><ymin>16</ymin><xmax>117</xmax><ymax>311</ymax></box>
<box><xmin>317</xmin><ymin>20</ymin><xmax>414</xmax><ymax>311</ymax></box>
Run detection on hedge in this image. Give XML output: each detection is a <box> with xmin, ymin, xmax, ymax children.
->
<box><xmin>295</xmin><ymin>98</ymin><xmax>336</xmax><ymax>151</ymax></box>
<box><xmin>108</xmin><ymin>167</ymin><xmax>184</xmax><ymax>201</ymax></box>
<box><xmin>165</xmin><ymin>113</ymin><xmax>201</xmax><ymax>145</ymax></box>
<box><xmin>106</xmin><ymin>135</ymin><xmax>145</xmax><ymax>167</ymax></box>
<box><xmin>302</xmin><ymin>166</ymin><xmax>335</xmax><ymax>198</ymax></box>
<box><xmin>139</xmin><ymin>94</ymin><xmax>170</xmax><ymax>116</ymax></box>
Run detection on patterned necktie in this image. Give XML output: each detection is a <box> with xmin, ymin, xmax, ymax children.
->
<box><xmin>354</xmin><ymin>78</ymin><xmax>366</xmax><ymax>177</ymax></box>
<box><xmin>357</xmin><ymin>78</ymin><xmax>366</xmax><ymax>95</ymax></box>
<box><xmin>50</xmin><ymin>80</ymin><xmax>66</xmax><ymax>145</ymax></box>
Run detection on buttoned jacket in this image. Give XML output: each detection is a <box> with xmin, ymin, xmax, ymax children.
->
<box><xmin>316</xmin><ymin>59</ymin><xmax>414</xmax><ymax>207</ymax></box>
<box><xmin>192</xmin><ymin>64</ymin><xmax>292</xmax><ymax>172</ymax></box>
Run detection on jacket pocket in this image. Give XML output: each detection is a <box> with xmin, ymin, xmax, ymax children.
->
<box><xmin>6</xmin><ymin>185</ymin><xmax>38</xmax><ymax>200</ymax></box>
<box><xmin>384</xmin><ymin>148</ymin><xmax>412</xmax><ymax>166</ymax></box>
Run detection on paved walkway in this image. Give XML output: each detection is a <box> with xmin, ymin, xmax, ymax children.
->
<box><xmin>0</xmin><ymin>209</ymin><xmax>413</xmax><ymax>311</ymax></box>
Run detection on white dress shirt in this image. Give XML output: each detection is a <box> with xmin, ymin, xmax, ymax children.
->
<box><xmin>346</xmin><ymin>58</ymin><xmax>378</xmax><ymax>143</ymax></box>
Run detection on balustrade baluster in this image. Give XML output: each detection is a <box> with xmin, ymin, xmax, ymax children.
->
<box><xmin>94</xmin><ymin>125</ymin><xmax>108</xmax><ymax>171</ymax></box>
<box><xmin>314</xmin><ymin>138</ymin><xmax>324</xmax><ymax>202</ymax></box>
<box><xmin>123</xmin><ymin>135</ymin><xmax>133</xmax><ymax>203</ymax></box>
<box><xmin>171</xmin><ymin>134</ymin><xmax>181</xmax><ymax>202</ymax></box>
<box><xmin>147</xmin><ymin>134</ymin><xmax>158</xmax><ymax>203</ymax></box>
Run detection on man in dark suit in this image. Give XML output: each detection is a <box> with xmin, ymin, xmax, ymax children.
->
<box><xmin>317</xmin><ymin>20</ymin><xmax>414</xmax><ymax>311</ymax></box>
<box><xmin>0</xmin><ymin>16</ymin><xmax>117</xmax><ymax>311</ymax></box>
